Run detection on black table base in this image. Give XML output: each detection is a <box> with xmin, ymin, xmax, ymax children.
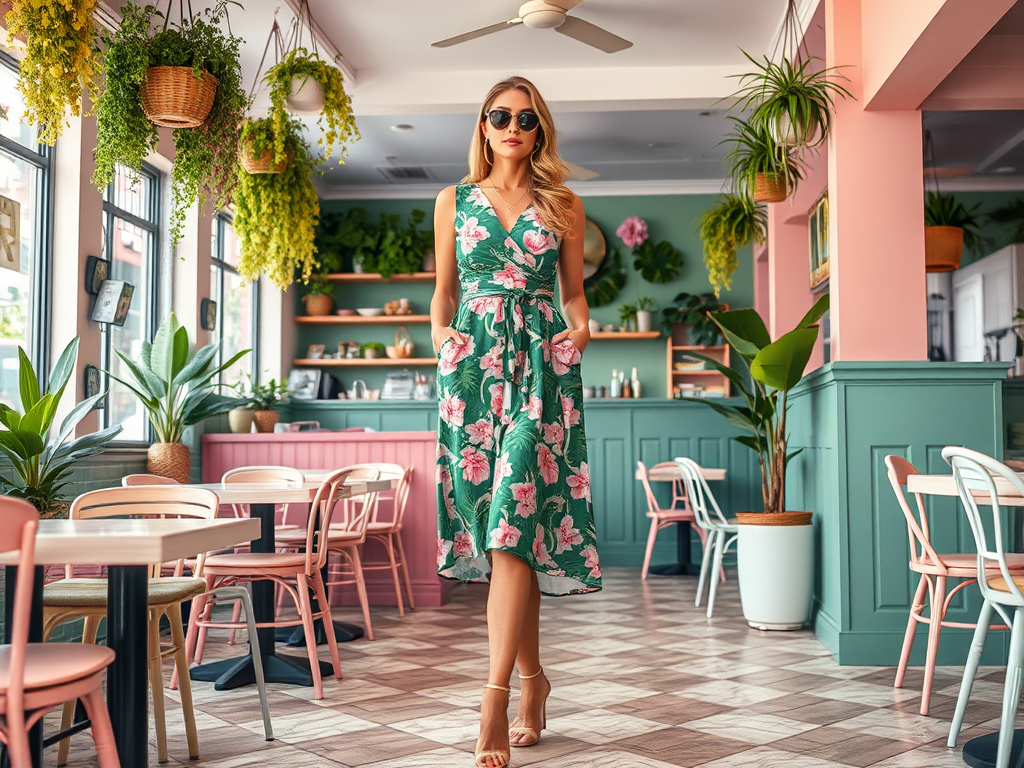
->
<box><xmin>276</xmin><ymin>619</ymin><xmax>364</xmax><ymax>647</ymax></box>
<box><xmin>189</xmin><ymin>650</ymin><xmax>332</xmax><ymax>689</ymax></box>
<box><xmin>647</xmin><ymin>521</ymin><xmax>702</xmax><ymax>576</ymax></box>
<box><xmin>106</xmin><ymin>565</ymin><xmax>150</xmax><ymax>767</ymax></box>
<box><xmin>964</xmin><ymin>730</ymin><xmax>1024</xmax><ymax>768</ymax></box>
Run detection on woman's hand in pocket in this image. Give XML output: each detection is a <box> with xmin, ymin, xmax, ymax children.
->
<box><xmin>552</xmin><ymin>327</ymin><xmax>590</xmax><ymax>355</ymax></box>
<box><xmin>432</xmin><ymin>325</ymin><xmax>467</xmax><ymax>355</ymax></box>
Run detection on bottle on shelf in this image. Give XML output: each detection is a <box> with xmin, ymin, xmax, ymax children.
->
<box><xmin>631</xmin><ymin>367</ymin><xmax>641</xmax><ymax>399</ymax></box>
<box><xmin>610</xmin><ymin>369</ymin><xmax>621</xmax><ymax>398</ymax></box>
<box><xmin>621</xmin><ymin>379</ymin><xmax>632</xmax><ymax>399</ymax></box>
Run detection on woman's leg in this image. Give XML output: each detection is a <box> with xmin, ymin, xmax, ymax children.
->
<box><xmin>510</xmin><ymin>572</ymin><xmax>550</xmax><ymax>745</ymax></box>
<box><xmin>477</xmin><ymin>550</ymin><xmax>533</xmax><ymax>766</ymax></box>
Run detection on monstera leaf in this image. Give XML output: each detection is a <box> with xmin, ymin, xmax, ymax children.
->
<box><xmin>584</xmin><ymin>246</ymin><xmax>627</xmax><ymax>307</ymax></box>
<box><xmin>633</xmin><ymin>239</ymin><xmax>683</xmax><ymax>283</ymax></box>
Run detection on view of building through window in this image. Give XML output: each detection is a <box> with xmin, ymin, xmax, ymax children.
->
<box><xmin>211</xmin><ymin>213</ymin><xmax>258</xmax><ymax>388</ymax></box>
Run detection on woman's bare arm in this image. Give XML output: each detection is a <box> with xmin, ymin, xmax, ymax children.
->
<box><xmin>553</xmin><ymin>194</ymin><xmax>591</xmax><ymax>353</ymax></box>
<box><xmin>429</xmin><ymin>186</ymin><xmax>464</xmax><ymax>353</ymax></box>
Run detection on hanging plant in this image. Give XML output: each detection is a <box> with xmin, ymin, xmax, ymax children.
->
<box><xmin>4</xmin><ymin>0</ymin><xmax>100</xmax><ymax>146</ymax></box>
<box><xmin>583</xmin><ymin>246</ymin><xmax>626</xmax><ymax>307</ymax></box>
<box><xmin>233</xmin><ymin>116</ymin><xmax>320</xmax><ymax>289</ymax></box>
<box><xmin>93</xmin><ymin>1</ymin><xmax>249</xmax><ymax>245</ymax></box>
<box><xmin>239</xmin><ymin>117</ymin><xmax>288</xmax><ymax>173</ymax></box>
<box><xmin>698</xmin><ymin>194</ymin><xmax>767</xmax><ymax>297</ymax></box>
<box><xmin>724</xmin><ymin>118</ymin><xmax>804</xmax><ymax>203</ymax></box>
<box><xmin>265</xmin><ymin>46</ymin><xmax>360</xmax><ymax>165</ymax></box>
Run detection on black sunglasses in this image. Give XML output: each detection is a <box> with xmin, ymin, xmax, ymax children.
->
<box><xmin>486</xmin><ymin>109</ymin><xmax>540</xmax><ymax>132</ymax></box>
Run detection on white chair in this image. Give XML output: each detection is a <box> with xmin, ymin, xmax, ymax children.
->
<box><xmin>675</xmin><ymin>457</ymin><xmax>738</xmax><ymax>618</ymax></box>
<box><xmin>944</xmin><ymin>446</ymin><xmax>1024</xmax><ymax>766</ymax></box>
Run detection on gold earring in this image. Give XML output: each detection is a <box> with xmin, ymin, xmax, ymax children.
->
<box><xmin>484</xmin><ymin>139</ymin><xmax>493</xmax><ymax>164</ymax></box>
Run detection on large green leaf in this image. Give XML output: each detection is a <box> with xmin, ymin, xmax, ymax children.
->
<box><xmin>17</xmin><ymin>348</ymin><xmax>39</xmax><ymax>412</ymax></box>
<box><xmin>796</xmin><ymin>293</ymin><xmax>830</xmax><ymax>330</ymax></box>
<box><xmin>150</xmin><ymin>314</ymin><xmax>180</xmax><ymax>385</ymax></box>
<box><xmin>750</xmin><ymin>327</ymin><xmax>820</xmax><ymax>391</ymax></box>
<box><xmin>19</xmin><ymin>394</ymin><xmax>54</xmax><ymax>438</ymax></box>
<box><xmin>687</xmin><ymin>352</ymin><xmax>753</xmax><ymax>401</ymax></box>
<box><xmin>190</xmin><ymin>348</ymin><xmax>250</xmax><ymax>389</ymax></box>
<box><xmin>181</xmin><ymin>393</ymin><xmax>242</xmax><ymax>426</ymax></box>
<box><xmin>49</xmin><ymin>425</ymin><xmax>122</xmax><ymax>463</ymax></box>
<box><xmin>0</xmin><ymin>405</ymin><xmax>22</xmax><ymax>432</ymax></box>
<box><xmin>0</xmin><ymin>430</ymin><xmax>30</xmax><ymax>460</ymax></box>
<box><xmin>113</xmin><ymin>350</ymin><xmax>164</xmax><ymax>402</ymax></box>
<box><xmin>695</xmin><ymin>399</ymin><xmax>763</xmax><ymax>435</ymax></box>
<box><xmin>171</xmin><ymin>325</ymin><xmax>190</xmax><ymax>379</ymax></box>
<box><xmin>711</xmin><ymin>308</ymin><xmax>771</xmax><ymax>358</ymax></box>
<box><xmin>48</xmin><ymin>337</ymin><xmax>79</xmax><ymax>398</ymax></box>
<box><xmin>633</xmin><ymin>240</ymin><xmax>683</xmax><ymax>283</ymax></box>
<box><xmin>106</xmin><ymin>371</ymin><xmax>160</xmax><ymax>411</ymax></box>
<box><xmin>735</xmin><ymin>434</ymin><xmax>767</xmax><ymax>453</ymax></box>
<box><xmin>172</xmin><ymin>343</ymin><xmax>219</xmax><ymax>388</ymax></box>
<box><xmin>55</xmin><ymin>392</ymin><xmax>108</xmax><ymax>450</ymax></box>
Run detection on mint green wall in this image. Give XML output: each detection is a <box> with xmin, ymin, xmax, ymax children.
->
<box><xmin>306</xmin><ymin>194</ymin><xmax>753</xmax><ymax>396</ymax></box>
<box><xmin>951</xmin><ymin>190</ymin><xmax>1022</xmax><ymax>268</ymax></box>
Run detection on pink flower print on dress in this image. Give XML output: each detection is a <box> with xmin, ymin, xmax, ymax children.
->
<box><xmin>551</xmin><ymin>339</ymin><xmax>581</xmax><ymax>375</ymax></box>
<box><xmin>533</xmin><ymin>524</ymin><xmax>556</xmax><ymax>566</ymax></box>
<box><xmin>537</xmin><ymin>444</ymin><xmax>559</xmax><ymax>485</ymax></box>
<box><xmin>468</xmin><ymin>185</ymin><xmax>490</xmax><ymax>208</ymax></box>
<box><xmin>555</xmin><ymin>514</ymin><xmax>584</xmax><ymax>554</ymax></box>
<box><xmin>491</xmin><ymin>264</ymin><xmax>527</xmax><ymax>291</ymax></box>
<box><xmin>510</xmin><ymin>481</ymin><xmax>537</xmax><ymax>518</ymax></box>
<box><xmin>468</xmin><ymin>295</ymin><xmax>501</xmax><ymax>318</ymax></box>
<box><xmin>561</xmin><ymin>393</ymin><xmax>580</xmax><ymax>428</ymax></box>
<box><xmin>460</xmin><ymin>446</ymin><xmax>490</xmax><ymax>485</ymax></box>
<box><xmin>505</xmin><ymin>236</ymin><xmax>536</xmax><ymax>268</ymax></box>
<box><xmin>567</xmin><ymin>461</ymin><xmax>592</xmax><ymax>502</ymax></box>
<box><xmin>542</xmin><ymin>422</ymin><xmax>564</xmax><ymax>448</ymax></box>
<box><xmin>465</xmin><ymin>418</ymin><xmax>494</xmax><ymax>450</ymax></box>
<box><xmin>453</xmin><ymin>531</ymin><xmax>474</xmax><ymax>558</ymax></box>
<box><xmin>458</xmin><ymin>216</ymin><xmax>490</xmax><ymax>255</ymax></box>
<box><xmin>526</xmin><ymin>394</ymin><xmax>543</xmax><ymax>421</ymax></box>
<box><xmin>489</xmin><ymin>518</ymin><xmax>523</xmax><ymax>548</ymax></box>
<box><xmin>513</xmin><ymin>303</ymin><xmax>526</xmax><ymax>332</ymax></box>
<box><xmin>537</xmin><ymin>301</ymin><xmax>553</xmax><ymax>323</ymax></box>
<box><xmin>489</xmin><ymin>382</ymin><xmax>505</xmax><ymax>415</ymax></box>
<box><xmin>581</xmin><ymin>544</ymin><xmax>601</xmax><ymax>579</ymax></box>
<box><xmin>523</xmin><ymin>229</ymin><xmax>557</xmax><ymax>256</ymax></box>
<box><xmin>438</xmin><ymin>391</ymin><xmax>466</xmax><ymax>427</ymax></box>
<box><xmin>493</xmin><ymin>454</ymin><xmax>513</xmax><ymax>489</ymax></box>
<box><xmin>438</xmin><ymin>333</ymin><xmax>475</xmax><ymax>376</ymax></box>
<box><xmin>616</xmin><ymin>216</ymin><xmax>648</xmax><ymax>248</ymax></box>
<box><xmin>480</xmin><ymin>343</ymin><xmax>504</xmax><ymax>379</ymax></box>
<box><xmin>437</xmin><ymin>537</ymin><xmax>453</xmax><ymax>567</ymax></box>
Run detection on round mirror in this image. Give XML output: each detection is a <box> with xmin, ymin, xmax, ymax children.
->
<box><xmin>582</xmin><ymin>219</ymin><xmax>606</xmax><ymax>279</ymax></box>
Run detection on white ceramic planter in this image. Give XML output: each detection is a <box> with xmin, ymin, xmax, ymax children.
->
<box><xmin>228</xmin><ymin>408</ymin><xmax>255</xmax><ymax>434</ymax></box>
<box><xmin>636</xmin><ymin>310</ymin><xmax>652</xmax><ymax>333</ymax></box>
<box><xmin>286</xmin><ymin>75</ymin><xmax>324</xmax><ymax>115</ymax></box>
<box><xmin>736</xmin><ymin>521</ymin><xmax>814</xmax><ymax>630</ymax></box>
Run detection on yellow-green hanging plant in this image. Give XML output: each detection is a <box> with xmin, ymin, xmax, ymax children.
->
<box><xmin>4</xmin><ymin>0</ymin><xmax>100</xmax><ymax>145</ymax></box>
<box><xmin>264</xmin><ymin>47</ymin><xmax>360</xmax><ymax>164</ymax></box>
<box><xmin>698</xmin><ymin>193</ymin><xmax>766</xmax><ymax>297</ymax></box>
<box><xmin>233</xmin><ymin>116</ymin><xmax>320</xmax><ymax>288</ymax></box>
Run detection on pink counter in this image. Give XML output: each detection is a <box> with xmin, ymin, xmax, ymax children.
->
<box><xmin>201</xmin><ymin>431</ymin><xmax>452</xmax><ymax>608</ymax></box>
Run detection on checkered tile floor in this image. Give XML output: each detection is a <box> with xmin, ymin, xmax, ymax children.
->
<box><xmin>52</xmin><ymin>568</ymin><xmax>1005</xmax><ymax>767</ymax></box>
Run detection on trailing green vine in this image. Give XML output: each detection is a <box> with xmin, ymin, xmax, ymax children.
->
<box><xmin>698</xmin><ymin>193</ymin><xmax>766</xmax><ymax>297</ymax></box>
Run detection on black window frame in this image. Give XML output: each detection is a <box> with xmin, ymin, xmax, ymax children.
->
<box><xmin>211</xmin><ymin>211</ymin><xmax>259</xmax><ymax>383</ymax></box>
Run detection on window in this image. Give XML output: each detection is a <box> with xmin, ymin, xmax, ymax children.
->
<box><xmin>101</xmin><ymin>164</ymin><xmax>160</xmax><ymax>442</ymax></box>
<box><xmin>210</xmin><ymin>212</ymin><xmax>258</xmax><ymax>386</ymax></box>
<box><xmin>0</xmin><ymin>53</ymin><xmax>53</xmax><ymax>409</ymax></box>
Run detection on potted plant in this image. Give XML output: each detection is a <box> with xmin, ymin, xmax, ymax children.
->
<box><xmin>692</xmin><ymin>294</ymin><xmax>829</xmax><ymax>630</ymax></box>
<box><xmin>989</xmin><ymin>198</ymin><xmax>1024</xmax><ymax>245</ymax></box>
<box><xmin>618</xmin><ymin>302</ymin><xmax>638</xmax><ymax>332</ymax></box>
<box><xmin>0</xmin><ymin>339</ymin><xmax>121</xmax><ymax>516</ymax></box>
<box><xmin>635</xmin><ymin>297</ymin><xmax>657</xmax><ymax>333</ymax></box>
<box><xmin>698</xmin><ymin>194</ymin><xmax>767</xmax><ymax>296</ymax></box>
<box><xmin>361</xmin><ymin>342</ymin><xmax>386</xmax><ymax>360</ymax></box>
<box><xmin>107</xmin><ymin>313</ymin><xmax>248</xmax><ymax>482</ymax></box>
<box><xmin>4</xmin><ymin>0</ymin><xmax>100</xmax><ymax>146</ymax></box>
<box><xmin>362</xmin><ymin>210</ymin><xmax>433</xmax><ymax>280</ymax></box>
<box><xmin>239</xmin><ymin>117</ymin><xmax>288</xmax><ymax>174</ymax></box>
<box><xmin>264</xmin><ymin>47</ymin><xmax>359</xmax><ymax>164</ymax></box>
<box><xmin>662</xmin><ymin>292</ymin><xmax>726</xmax><ymax>345</ymax></box>
<box><xmin>302</xmin><ymin>274</ymin><xmax>334</xmax><ymax>316</ymax></box>
<box><xmin>249</xmin><ymin>379</ymin><xmax>290</xmax><ymax>433</ymax></box>
<box><xmin>924</xmin><ymin>192</ymin><xmax>990</xmax><ymax>272</ymax></box>
<box><xmin>227</xmin><ymin>379</ymin><xmax>256</xmax><ymax>434</ymax></box>
<box><xmin>234</xmin><ymin>115</ymin><xmax>320</xmax><ymax>288</ymax></box>
<box><xmin>725</xmin><ymin>118</ymin><xmax>804</xmax><ymax>204</ymax></box>
<box><xmin>93</xmin><ymin>1</ymin><xmax>249</xmax><ymax>244</ymax></box>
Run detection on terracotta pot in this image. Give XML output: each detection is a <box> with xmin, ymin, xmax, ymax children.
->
<box><xmin>254</xmin><ymin>410</ymin><xmax>279</xmax><ymax>433</ymax></box>
<box><xmin>147</xmin><ymin>442</ymin><xmax>191</xmax><ymax>484</ymax></box>
<box><xmin>228</xmin><ymin>407</ymin><xmax>256</xmax><ymax>434</ymax></box>
<box><xmin>753</xmin><ymin>172</ymin><xmax>789</xmax><ymax>203</ymax></box>
<box><xmin>303</xmin><ymin>293</ymin><xmax>334</xmax><ymax>316</ymax></box>
<box><xmin>925</xmin><ymin>226</ymin><xmax>965</xmax><ymax>273</ymax></box>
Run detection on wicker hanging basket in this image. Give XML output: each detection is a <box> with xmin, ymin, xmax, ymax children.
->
<box><xmin>240</xmin><ymin>141</ymin><xmax>289</xmax><ymax>174</ymax></box>
<box><xmin>925</xmin><ymin>226</ymin><xmax>965</xmax><ymax>273</ymax></box>
<box><xmin>140</xmin><ymin>66</ymin><xmax>218</xmax><ymax>128</ymax></box>
<box><xmin>753</xmin><ymin>172</ymin><xmax>789</xmax><ymax>204</ymax></box>
<box><xmin>147</xmin><ymin>442</ymin><xmax>191</xmax><ymax>484</ymax></box>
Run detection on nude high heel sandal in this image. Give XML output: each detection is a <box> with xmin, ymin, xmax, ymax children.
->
<box><xmin>509</xmin><ymin>667</ymin><xmax>548</xmax><ymax>748</ymax></box>
<box><xmin>475</xmin><ymin>683</ymin><xmax>511</xmax><ymax>768</ymax></box>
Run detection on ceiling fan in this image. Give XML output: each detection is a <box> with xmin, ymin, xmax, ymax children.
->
<box><xmin>432</xmin><ymin>1</ymin><xmax>632</xmax><ymax>54</ymax></box>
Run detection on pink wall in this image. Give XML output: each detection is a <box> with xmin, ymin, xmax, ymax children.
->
<box><xmin>202</xmin><ymin>432</ymin><xmax>453</xmax><ymax>608</ymax></box>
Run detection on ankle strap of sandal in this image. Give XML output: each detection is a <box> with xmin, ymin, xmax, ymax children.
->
<box><xmin>518</xmin><ymin>666</ymin><xmax>544</xmax><ymax>680</ymax></box>
<box><xmin>484</xmin><ymin>683</ymin><xmax>511</xmax><ymax>692</ymax></box>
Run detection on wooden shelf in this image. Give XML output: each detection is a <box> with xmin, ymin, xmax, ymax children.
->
<box><xmin>592</xmin><ymin>331</ymin><xmax>662</xmax><ymax>340</ymax></box>
<box><xmin>325</xmin><ymin>272</ymin><xmax>436</xmax><ymax>284</ymax></box>
<box><xmin>296</xmin><ymin>314</ymin><xmax>429</xmax><ymax>325</ymax></box>
<box><xmin>671</xmin><ymin>345</ymin><xmax>727</xmax><ymax>351</ymax></box>
<box><xmin>671</xmin><ymin>370</ymin><xmax>723</xmax><ymax>376</ymax></box>
<box><xmin>666</xmin><ymin>328</ymin><xmax>731</xmax><ymax>398</ymax></box>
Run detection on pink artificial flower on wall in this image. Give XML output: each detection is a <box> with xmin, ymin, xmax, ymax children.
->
<box><xmin>616</xmin><ymin>216</ymin><xmax>648</xmax><ymax>249</ymax></box>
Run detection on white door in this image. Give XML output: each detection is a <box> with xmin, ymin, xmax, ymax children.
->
<box><xmin>954</xmin><ymin>274</ymin><xmax>985</xmax><ymax>361</ymax></box>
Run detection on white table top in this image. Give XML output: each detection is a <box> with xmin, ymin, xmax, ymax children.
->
<box><xmin>185</xmin><ymin>478</ymin><xmax>393</xmax><ymax>505</ymax></box>
<box><xmin>907</xmin><ymin>473</ymin><xmax>1024</xmax><ymax>506</ymax></box>
<box><xmin>638</xmin><ymin>465</ymin><xmax>727</xmax><ymax>483</ymax></box>
<box><xmin>0</xmin><ymin>517</ymin><xmax>261</xmax><ymax>566</ymax></box>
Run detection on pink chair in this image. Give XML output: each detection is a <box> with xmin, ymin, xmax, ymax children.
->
<box><xmin>121</xmin><ymin>474</ymin><xmax>178</xmax><ymax>486</ymax></box>
<box><xmin>0</xmin><ymin>497</ymin><xmax>120</xmax><ymax>768</ymax></box>
<box><xmin>185</xmin><ymin>468</ymin><xmax>359</xmax><ymax>699</ymax></box>
<box><xmin>886</xmin><ymin>455</ymin><xmax>1024</xmax><ymax>715</ymax></box>
<box><xmin>637</xmin><ymin>461</ymin><xmax>700</xmax><ymax>580</ymax></box>
<box><xmin>351</xmin><ymin>464</ymin><xmax>414</xmax><ymax>615</ymax></box>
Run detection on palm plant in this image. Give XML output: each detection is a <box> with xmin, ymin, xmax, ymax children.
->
<box><xmin>0</xmin><ymin>338</ymin><xmax>121</xmax><ymax>513</ymax></box>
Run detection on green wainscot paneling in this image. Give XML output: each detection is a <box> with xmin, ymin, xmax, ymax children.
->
<box><xmin>787</xmin><ymin>361</ymin><xmax>1009</xmax><ymax>666</ymax></box>
<box><xmin>284</xmin><ymin>397</ymin><xmax>761</xmax><ymax>567</ymax></box>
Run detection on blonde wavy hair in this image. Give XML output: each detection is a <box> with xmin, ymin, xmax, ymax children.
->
<box><xmin>462</xmin><ymin>76</ymin><xmax>577</xmax><ymax>240</ymax></box>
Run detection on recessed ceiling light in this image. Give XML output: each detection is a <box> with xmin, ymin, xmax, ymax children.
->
<box><xmin>698</xmin><ymin>111</ymin><xmax>714</xmax><ymax>117</ymax></box>
<box><xmin>391</xmin><ymin>124</ymin><xmax>414</xmax><ymax>132</ymax></box>
<box><xmin>994</xmin><ymin>166</ymin><xmax>1017</xmax><ymax>174</ymax></box>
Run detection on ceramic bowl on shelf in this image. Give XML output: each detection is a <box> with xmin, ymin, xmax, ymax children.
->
<box><xmin>356</xmin><ymin>308</ymin><xmax>385</xmax><ymax>317</ymax></box>
<box><xmin>336</xmin><ymin>309</ymin><xmax>357</xmax><ymax>316</ymax></box>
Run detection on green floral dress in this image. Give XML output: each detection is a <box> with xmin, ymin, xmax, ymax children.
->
<box><xmin>436</xmin><ymin>184</ymin><xmax>601</xmax><ymax>596</ymax></box>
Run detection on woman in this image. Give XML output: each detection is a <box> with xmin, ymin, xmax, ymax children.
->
<box><xmin>431</xmin><ymin>76</ymin><xmax>602</xmax><ymax>768</ymax></box>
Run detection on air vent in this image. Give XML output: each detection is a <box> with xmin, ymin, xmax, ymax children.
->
<box><xmin>376</xmin><ymin>166</ymin><xmax>433</xmax><ymax>183</ymax></box>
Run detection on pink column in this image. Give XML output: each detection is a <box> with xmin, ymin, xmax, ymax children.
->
<box><xmin>753</xmin><ymin>243</ymin><xmax>770</xmax><ymax>321</ymax></box>
<box><xmin>826</xmin><ymin>0</ymin><xmax>928</xmax><ymax>361</ymax></box>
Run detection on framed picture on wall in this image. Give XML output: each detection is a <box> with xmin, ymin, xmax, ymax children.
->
<box><xmin>808</xmin><ymin>192</ymin><xmax>829</xmax><ymax>291</ymax></box>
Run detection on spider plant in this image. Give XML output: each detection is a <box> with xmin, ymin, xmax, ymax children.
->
<box><xmin>724</xmin><ymin>118</ymin><xmax>804</xmax><ymax>200</ymax></box>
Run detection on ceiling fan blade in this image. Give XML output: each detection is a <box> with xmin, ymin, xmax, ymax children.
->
<box><xmin>555</xmin><ymin>15</ymin><xmax>632</xmax><ymax>53</ymax></box>
<box><xmin>566</xmin><ymin>161</ymin><xmax>600</xmax><ymax>181</ymax></box>
<box><xmin>432</xmin><ymin>19</ymin><xmax>521</xmax><ymax>48</ymax></box>
<box><xmin>548</xmin><ymin>0</ymin><xmax>586</xmax><ymax>10</ymax></box>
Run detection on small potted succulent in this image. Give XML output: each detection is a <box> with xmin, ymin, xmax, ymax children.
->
<box><xmin>635</xmin><ymin>297</ymin><xmax>657</xmax><ymax>333</ymax></box>
<box><xmin>361</xmin><ymin>342</ymin><xmax>386</xmax><ymax>360</ymax></box>
<box><xmin>302</xmin><ymin>274</ymin><xmax>334</xmax><ymax>316</ymax></box>
<box><xmin>618</xmin><ymin>302</ymin><xmax>638</xmax><ymax>332</ymax></box>
<box><xmin>249</xmin><ymin>378</ymin><xmax>290</xmax><ymax>433</ymax></box>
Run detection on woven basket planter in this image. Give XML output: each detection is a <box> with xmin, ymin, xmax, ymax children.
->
<box><xmin>925</xmin><ymin>226</ymin><xmax>965</xmax><ymax>273</ymax></box>
<box><xmin>753</xmin><ymin>173</ymin><xmax>789</xmax><ymax>204</ymax></box>
<box><xmin>302</xmin><ymin>293</ymin><xmax>334</xmax><ymax>316</ymax></box>
<box><xmin>240</xmin><ymin>142</ymin><xmax>288</xmax><ymax>174</ymax></box>
<box><xmin>147</xmin><ymin>442</ymin><xmax>191</xmax><ymax>484</ymax></box>
<box><xmin>141</xmin><ymin>66</ymin><xmax>218</xmax><ymax>128</ymax></box>
<box><xmin>254</xmin><ymin>410</ymin><xmax>279</xmax><ymax>433</ymax></box>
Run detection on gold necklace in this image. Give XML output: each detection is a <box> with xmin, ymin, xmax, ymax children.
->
<box><xmin>488</xmin><ymin>178</ymin><xmax>527</xmax><ymax>214</ymax></box>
